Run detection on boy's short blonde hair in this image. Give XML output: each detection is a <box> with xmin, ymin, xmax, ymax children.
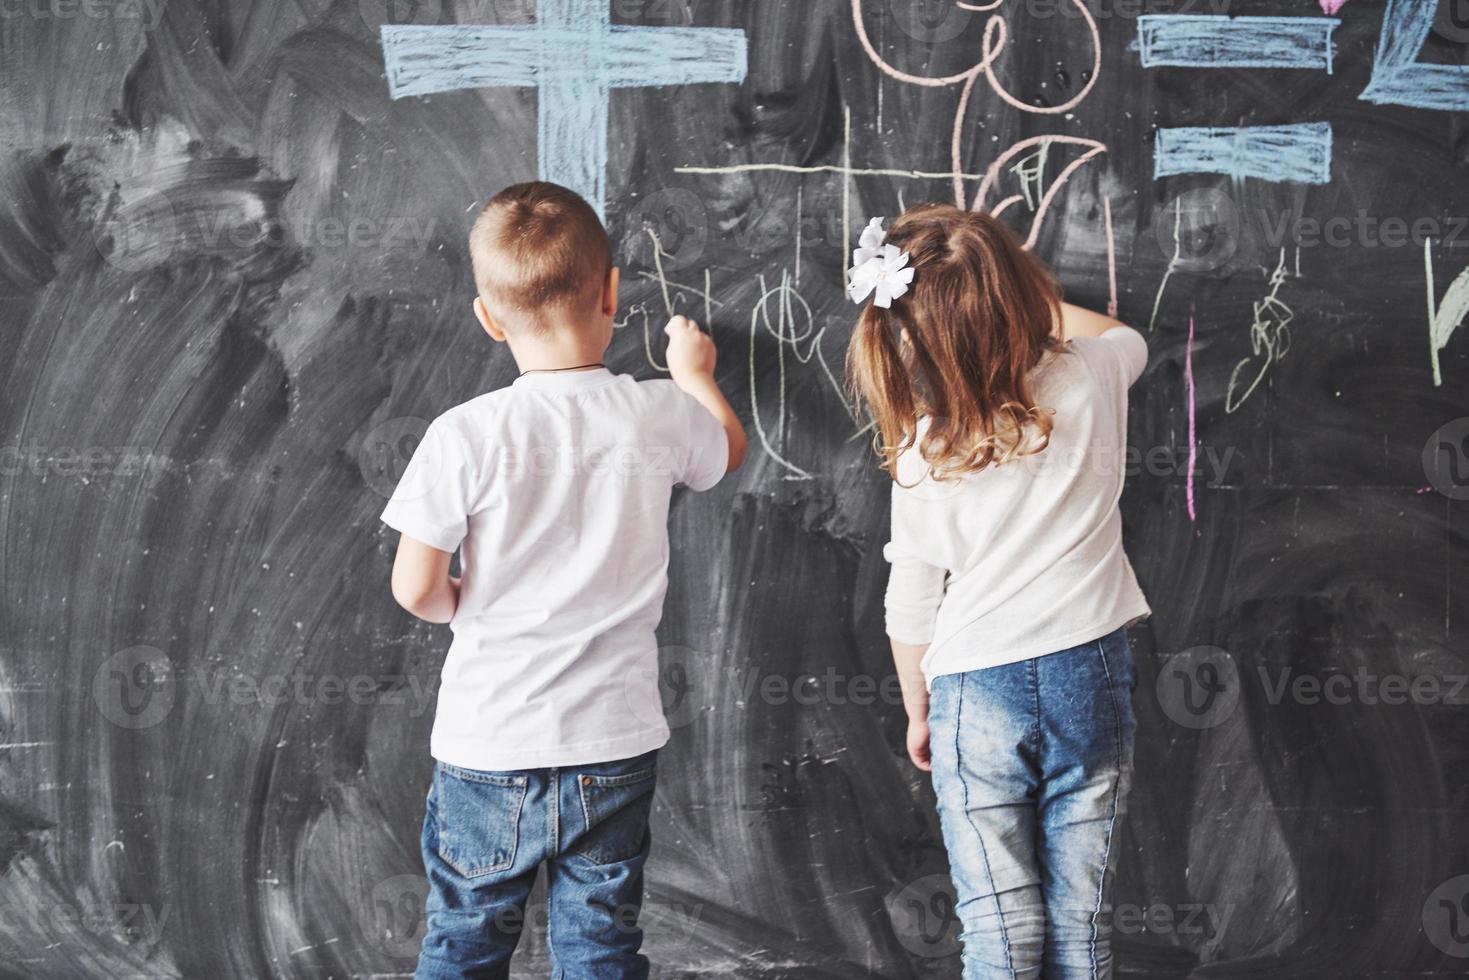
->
<box><xmin>469</xmin><ymin>182</ymin><xmax>612</xmax><ymax>330</ymax></box>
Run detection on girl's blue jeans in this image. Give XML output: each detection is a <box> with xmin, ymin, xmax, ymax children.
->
<box><xmin>413</xmin><ymin>749</ymin><xmax>659</xmax><ymax>980</ymax></box>
<box><xmin>928</xmin><ymin>627</ymin><xmax>1138</xmax><ymax>980</ymax></box>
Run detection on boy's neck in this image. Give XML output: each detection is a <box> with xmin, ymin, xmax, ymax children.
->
<box><xmin>508</xmin><ymin>335</ymin><xmax>608</xmax><ymax>375</ymax></box>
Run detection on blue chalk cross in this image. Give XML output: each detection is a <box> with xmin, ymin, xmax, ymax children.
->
<box><xmin>380</xmin><ymin>0</ymin><xmax>747</xmax><ymax>219</ymax></box>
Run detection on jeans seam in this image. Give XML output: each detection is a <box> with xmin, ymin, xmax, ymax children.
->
<box><xmin>548</xmin><ymin>769</ymin><xmax>560</xmax><ymax>980</ymax></box>
<box><xmin>550</xmin><ymin>767</ymin><xmax>560</xmax><ymax>854</ymax></box>
<box><xmin>953</xmin><ymin>671</ymin><xmax>1017</xmax><ymax>979</ymax></box>
<box><xmin>1091</xmin><ymin>637</ymin><xmax>1126</xmax><ymax>980</ymax></box>
<box><xmin>438</xmin><ymin>763</ymin><xmax>528</xmax><ymax>787</ymax></box>
<box><xmin>1029</xmin><ymin>658</ymin><xmax>1042</xmax><ymax>754</ymax></box>
<box><xmin>580</xmin><ymin>766</ymin><xmax>657</xmax><ymax>789</ymax></box>
<box><xmin>579</xmin><ymin>781</ymin><xmax>595</xmax><ymax>840</ymax></box>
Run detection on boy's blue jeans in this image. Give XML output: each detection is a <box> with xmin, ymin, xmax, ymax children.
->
<box><xmin>414</xmin><ymin>749</ymin><xmax>659</xmax><ymax>980</ymax></box>
<box><xmin>927</xmin><ymin>628</ymin><xmax>1137</xmax><ymax>980</ymax></box>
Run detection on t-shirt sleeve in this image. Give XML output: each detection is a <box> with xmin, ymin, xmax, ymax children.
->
<box><xmin>881</xmin><ymin>477</ymin><xmax>949</xmax><ymax>645</ymax></box>
<box><xmin>379</xmin><ymin>419</ymin><xmax>475</xmax><ymax>553</ymax></box>
<box><xmin>676</xmin><ymin>390</ymin><xmax>729</xmax><ymax>492</ymax></box>
<box><xmin>1081</xmin><ymin>326</ymin><xmax>1148</xmax><ymax>388</ymax></box>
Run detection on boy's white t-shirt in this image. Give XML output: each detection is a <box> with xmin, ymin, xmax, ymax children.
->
<box><xmin>381</xmin><ymin>368</ymin><xmax>728</xmax><ymax>770</ymax></box>
<box><xmin>883</xmin><ymin>327</ymin><xmax>1152</xmax><ymax>682</ymax></box>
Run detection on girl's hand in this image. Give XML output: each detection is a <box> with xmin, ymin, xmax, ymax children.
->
<box><xmin>907</xmin><ymin>718</ymin><xmax>932</xmax><ymax>771</ymax></box>
<box><xmin>890</xmin><ymin>638</ymin><xmax>933</xmax><ymax>771</ymax></box>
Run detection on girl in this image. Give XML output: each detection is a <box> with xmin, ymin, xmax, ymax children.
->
<box><xmin>846</xmin><ymin>204</ymin><xmax>1150</xmax><ymax>979</ymax></box>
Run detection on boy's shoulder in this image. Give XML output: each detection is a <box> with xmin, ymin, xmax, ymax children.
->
<box><xmin>626</xmin><ymin>378</ymin><xmax>707</xmax><ymax>429</ymax></box>
<box><xmin>428</xmin><ymin>375</ymin><xmax>689</xmax><ymax>431</ymax></box>
<box><xmin>427</xmin><ymin>388</ymin><xmax>514</xmax><ymax>438</ymax></box>
<box><xmin>630</xmin><ymin>376</ymin><xmax>686</xmax><ymax>404</ymax></box>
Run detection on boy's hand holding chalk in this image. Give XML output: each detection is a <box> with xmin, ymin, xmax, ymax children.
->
<box><xmin>664</xmin><ymin>315</ymin><xmax>747</xmax><ymax>473</ymax></box>
<box><xmin>664</xmin><ymin>314</ymin><xmax>717</xmax><ymax>381</ymax></box>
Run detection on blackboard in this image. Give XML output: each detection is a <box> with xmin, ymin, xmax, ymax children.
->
<box><xmin>3</xmin><ymin>0</ymin><xmax>1469</xmax><ymax>976</ymax></box>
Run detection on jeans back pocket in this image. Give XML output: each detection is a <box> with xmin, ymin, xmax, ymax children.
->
<box><xmin>435</xmin><ymin>763</ymin><xmax>529</xmax><ymax>878</ymax></box>
<box><xmin>573</xmin><ymin>764</ymin><xmax>657</xmax><ymax>866</ymax></box>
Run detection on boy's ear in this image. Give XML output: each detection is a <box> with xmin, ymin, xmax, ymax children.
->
<box><xmin>602</xmin><ymin>266</ymin><xmax>620</xmax><ymax>318</ymax></box>
<box><xmin>473</xmin><ymin>296</ymin><xmax>507</xmax><ymax>342</ymax></box>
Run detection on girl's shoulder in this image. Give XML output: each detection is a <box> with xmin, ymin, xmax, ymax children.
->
<box><xmin>1065</xmin><ymin>327</ymin><xmax>1148</xmax><ymax>389</ymax></box>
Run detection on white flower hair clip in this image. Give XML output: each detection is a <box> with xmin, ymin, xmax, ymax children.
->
<box><xmin>848</xmin><ymin>217</ymin><xmax>914</xmax><ymax>309</ymax></box>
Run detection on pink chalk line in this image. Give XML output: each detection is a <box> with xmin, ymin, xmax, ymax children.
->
<box><xmin>1104</xmin><ymin>198</ymin><xmax>1118</xmax><ymax>317</ymax></box>
<box><xmin>1185</xmin><ymin>315</ymin><xmax>1198</xmax><ymax>522</ymax></box>
<box><xmin>1319</xmin><ymin>0</ymin><xmax>1348</xmax><ymax>15</ymax></box>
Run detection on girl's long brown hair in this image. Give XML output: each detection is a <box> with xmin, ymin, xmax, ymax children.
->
<box><xmin>846</xmin><ymin>203</ymin><xmax>1063</xmax><ymax>481</ymax></box>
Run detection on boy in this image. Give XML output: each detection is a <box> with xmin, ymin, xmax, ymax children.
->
<box><xmin>381</xmin><ymin>181</ymin><xmax>746</xmax><ymax>979</ymax></box>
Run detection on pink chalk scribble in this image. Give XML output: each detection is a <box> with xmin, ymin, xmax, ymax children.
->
<box><xmin>850</xmin><ymin>0</ymin><xmax>1111</xmax><ymax>252</ymax></box>
<box><xmin>1319</xmin><ymin>0</ymin><xmax>1348</xmax><ymax>15</ymax></box>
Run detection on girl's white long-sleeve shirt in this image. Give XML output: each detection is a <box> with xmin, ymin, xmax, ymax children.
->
<box><xmin>883</xmin><ymin>327</ymin><xmax>1151</xmax><ymax>682</ymax></box>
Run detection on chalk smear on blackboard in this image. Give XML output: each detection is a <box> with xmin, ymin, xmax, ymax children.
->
<box><xmin>1424</xmin><ymin>238</ymin><xmax>1469</xmax><ymax>387</ymax></box>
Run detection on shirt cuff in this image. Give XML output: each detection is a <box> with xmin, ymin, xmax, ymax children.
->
<box><xmin>380</xmin><ymin>507</ymin><xmax>463</xmax><ymax>554</ymax></box>
<box><xmin>886</xmin><ymin>619</ymin><xmax>937</xmax><ymax>646</ymax></box>
<box><xmin>883</xmin><ymin>552</ymin><xmax>947</xmax><ymax>646</ymax></box>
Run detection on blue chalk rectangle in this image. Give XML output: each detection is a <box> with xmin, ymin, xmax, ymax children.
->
<box><xmin>382</xmin><ymin>25</ymin><xmax>542</xmax><ymax>98</ymax></box>
<box><xmin>381</xmin><ymin>25</ymin><xmax>747</xmax><ymax>100</ymax></box>
<box><xmin>1135</xmin><ymin>16</ymin><xmax>1340</xmax><ymax>73</ymax></box>
<box><xmin>604</xmin><ymin>27</ymin><xmax>749</xmax><ymax>86</ymax></box>
<box><xmin>1154</xmin><ymin>123</ymin><xmax>1333</xmax><ymax>185</ymax></box>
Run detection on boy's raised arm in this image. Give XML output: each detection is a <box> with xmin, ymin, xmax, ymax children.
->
<box><xmin>664</xmin><ymin>315</ymin><xmax>747</xmax><ymax>473</ymax></box>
